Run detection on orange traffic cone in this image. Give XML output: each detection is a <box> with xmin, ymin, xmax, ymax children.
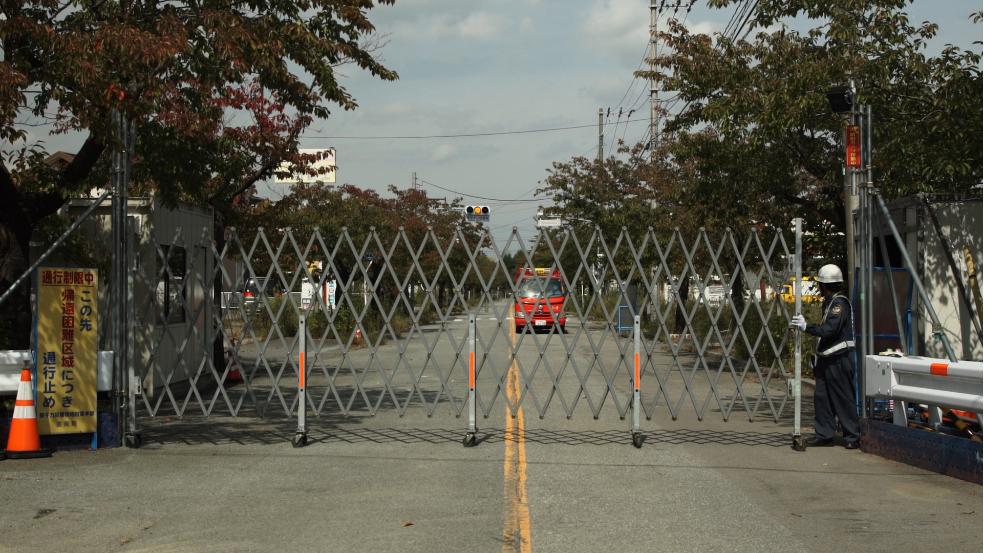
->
<box><xmin>225</xmin><ymin>339</ymin><xmax>243</xmax><ymax>384</ymax></box>
<box><xmin>353</xmin><ymin>328</ymin><xmax>363</xmax><ymax>346</ymax></box>
<box><xmin>4</xmin><ymin>367</ymin><xmax>52</xmax><ymax>459</ymax></box>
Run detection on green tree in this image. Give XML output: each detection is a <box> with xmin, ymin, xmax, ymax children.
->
<box><xmin>649</xmin><ymin>0</ymin><xmax>981</xmax><ymax>259</ymax></box>
<box><xmin>0</xmin><ymin>0</ymin><xmax>397</xmax><ymax>347</ymax></box>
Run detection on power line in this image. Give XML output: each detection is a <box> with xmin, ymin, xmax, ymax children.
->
<box><xmin>735</xmin><ymin>0</ymin><xmax>760</xmax><ymax>40</ymax></box>
<box><xmin>613</xmin><ymin>43</ymin><xmax>653</xmax><ymax>110</ymax></box>
<box><xmin>418</xmin><ymin>178</ymin><xmax>542</xmax><ymax>203</ymax></box>
<box><xmin>658</xmin><ymin>0</ymin><xmax>757</xmax><ymax>132</ymax></box>
<box><xmin>302</xmin><ymin>118</ymin><xmax>648</xmax><ymax>140</ymax></box>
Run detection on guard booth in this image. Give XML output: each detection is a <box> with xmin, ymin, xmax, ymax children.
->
<box><xmin>62</xmin><ymin>195</ymin><xmax>215</xmax><ymax>399</ymax></box>
<box><xmin>862</xmin><ymin>194</ymin><xmax>982</xmax><ymax>360</ymax></box>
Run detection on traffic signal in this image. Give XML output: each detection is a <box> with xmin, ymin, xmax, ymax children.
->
<box><xmin>465</xmin><ymin>206</ymin><xmax>490</xmax><ymax>222</ymax></box>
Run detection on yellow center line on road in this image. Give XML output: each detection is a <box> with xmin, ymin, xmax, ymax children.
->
<box><xmin>503</xmin><ymin>322</ymin><xmax>532</xmax><ymax>553</ymax></box>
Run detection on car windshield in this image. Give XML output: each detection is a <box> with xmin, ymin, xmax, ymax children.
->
<box><xmin>518</xmin><ymin>277</ymin><xmax>563</xmax><ymax>298</ymax></box>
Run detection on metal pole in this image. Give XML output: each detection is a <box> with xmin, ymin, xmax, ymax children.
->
<box><xmin>857</xmin><ymin>105</ymin><xmax>870</xmax><ymax>418</ymax></box>
<box><xmin>463</xmin><ymin>313</ymin><xmax>478</xmax><ymax>447</ymax></box>
<box><xmin>0</xmin><ymin>187</ymin><xmax>113</xmax><ymax>308</ymax></box>
<box><xmin>865</xmin><ymin>105</ymin><xmax>875</xmax><ymax>358</ymax></box>
<box><xmin>111</xmin><ymin>111</ymin><xmax>134</xmax><ymax>447</ymax></box>
<box><xmin>857</xmin><ymin>169</ymin><xmax>867</xmax><ymax>410</ymax></box>
<box><xmin>874</xmin><ymin>205</ymin><xmax>908</xmax><ymax>351</ymax></box>
<box><xmin>792</xmin><ymin>218</ymin><xmax>804</xmax><ymax>450</ymax></box>
<box><xmin>631</xmin><ymin>314</ymin><xmax>643</xmax><ymax>448</ymax></box>
<box><xmin>125</xmin><ymin>216</ymin><xmax>140</xmax><ymax>446</ymax></box>
<box><xmin>292</xmin><ymin>314</ymin><xmax>308</xmax><ymax>447</ymax></box>
<box><xmin>649</xmin><ymin>0</ymin><xmax>658</xmax><ymax>163</ymax></box>
<box><xmin>844</xmin><ymin>111</ymin><xmax>858</xmax><ymax>301</ymax></box>
<box><xmin>598</xmin><ymin>107</ymin><xmax>604</xmax><ymax>162</ymax></box>
<box><xmin>872</xmin><ymin>191</ymin><xmax>959</xmax><ymax>362</ymax></box>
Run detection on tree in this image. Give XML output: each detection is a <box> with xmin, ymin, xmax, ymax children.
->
<box><xmin>0</xmin><ymin>0</ymin><xmax>397</xmax><ymax>347</ymax></box>
<box><xmin>234</xmin><ymin>183</ymin><xmax>482</xmax><ymax>317</ymax></box>
<box><xmin>648</xmin><ymin>0</ymin><xmax>981</xmax><ymax>260</ymax></box>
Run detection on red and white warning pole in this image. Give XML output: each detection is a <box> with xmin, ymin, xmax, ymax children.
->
<box><xmin>631</xmin><ymin>315</ymin><xmax>643</xmax><ymax>447</ymax></box>
<box><xmin>463</xmin><ymin>313</ymin><xmax>478</xmax><ymax>447</ymax></box>
<box><xmin>293</xmin><ymin>314</ymin><xmax>308</xmax><ymax>448</ymax></box>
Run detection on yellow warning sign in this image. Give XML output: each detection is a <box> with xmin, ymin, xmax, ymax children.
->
<box><xmin>36</xmin><ymin>267</ymin><xmax>99</xmax><ymax>435</ymax></box>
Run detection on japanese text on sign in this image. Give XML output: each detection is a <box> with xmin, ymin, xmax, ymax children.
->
<box><xmin>36</xmin><ymin>267</ymin><xmax>98</xmax><ymax>434</ymax></box>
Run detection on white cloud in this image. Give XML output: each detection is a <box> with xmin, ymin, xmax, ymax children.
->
<box><xmin>580</xmin><ymin>2</ymin><xmax>726</xmax><ymax>56</ymax></box>
<box><xmin>380</xmin><ymin>102</ymin><xmax>412</xmax><ymax>115</ymax></box>
<box><xmin>519</xmin><ymin>16</ymin><xmax>535</xmax><ymax>33</ymax></box>
<box><xmin>431</xmin><ymin>143</ymin><xmax>458</xmax><ymax>161</ymax></box>
<box><xmin>583</xmin><ymin>0</ymin><xmax>646</xmax><ymax>37</ymax></box>
<box><xmin>689</xmin><ymin>20</ymin><xmax>721</xmax><ymax>37</ymax></box>
<box><xmin>580</xmin><ymin>0</ymin><xmax>655</xmax><ymax>58</ymax></box>
<box><xmin>454</xmin><ymin>12</ymin><xmax>507</xmax><ymax>39</ymax></box>
<box><xmin>390</xmin><ymin>11</ymin><xmax>510</xmax><ymax>42</ymax></box>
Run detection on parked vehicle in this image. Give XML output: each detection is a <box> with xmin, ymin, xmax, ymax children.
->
<box><xmin>242</xmin><ymin>277</ymin><xmax>284</xmax><ymax>308</ymax></box>
<box><xmin>779</xmin><ymin>277</ymin><xmax>822</xmax><ymax>303</ymax></box>
<box><xmin>514</xmin><ymin>268</ymin><xmax>567</xmax><ymax>333</ymax></box>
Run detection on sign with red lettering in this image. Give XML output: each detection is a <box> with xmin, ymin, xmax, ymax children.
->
<box><xmin>845</xmin><ymin>125</ymin><xmax>862</xmax><ymax>169</ymax></box>
<box><xmin>36</xmin><ymin>267</ymin><xmax>98</xmax><ymax>434</ymax></box>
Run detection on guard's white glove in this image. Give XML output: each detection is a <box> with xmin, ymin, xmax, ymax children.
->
<box><xmin>789</xmin><ymin>314</ymin><xmax>806</xmax><ymax>331</ymax></box>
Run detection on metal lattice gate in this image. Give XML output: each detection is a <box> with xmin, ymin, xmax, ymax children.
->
<box><xmin>125</xmin><ymin>223</ymin><xmax>804</xmax><ymax>445</ymax></box>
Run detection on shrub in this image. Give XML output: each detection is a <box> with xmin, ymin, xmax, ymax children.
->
<box><xmin>247</xmin><ymin>296</ymin><xmax>298</xmax><ymax>338</ymax></box>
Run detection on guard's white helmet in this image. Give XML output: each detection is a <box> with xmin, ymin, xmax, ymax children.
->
<box><xmin>817</xmin><ymin>264</ymin><xmax>844</xmax><ymax>284</ymax></box>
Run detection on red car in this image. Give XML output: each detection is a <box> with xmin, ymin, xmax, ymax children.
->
<box><xmin>514</xmin><ymin>268</ymin><xmax>567</xmax><ymax>333</ymax></box>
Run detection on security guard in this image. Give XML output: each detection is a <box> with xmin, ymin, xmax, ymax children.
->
<box><xmin>789</xmin><ymin>264</ymin><xmax>860</xmax><ymax>449</ymax></box>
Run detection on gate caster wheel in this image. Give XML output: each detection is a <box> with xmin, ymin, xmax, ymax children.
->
<box><xmin>462</xmin><ymin>432</ymin><xmax>477</xmax><ymax>448</ymax></box>
<box><xmin>291</xmin><ymin>432</ymin><xmax>308</xmax><ymax>448</ymax></box>
<box><xmin>124</xmin><ymin>432</ymin><xmax>143</xmax><ymax>449</ymax></box>
<box><xmin>631</xmin><ymin>432</ymin><xmax>644</xmax><ymax>449</ymax></box>
<box><xmin>792</xmin><ymin>435</ymin><xmax>806</xmax><ymax>452</ymax></box>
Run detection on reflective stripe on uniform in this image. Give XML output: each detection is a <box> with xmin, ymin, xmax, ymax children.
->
<box><xmin>819</xmin><ymin>340</ymin><xmax>855</xmax><ymax>357</ymax></box>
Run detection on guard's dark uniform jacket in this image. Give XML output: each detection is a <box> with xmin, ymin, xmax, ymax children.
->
<box><xmin>805</xmin><ymin>293</ymin><xmax>860</xmax><ymax>444</ymax></box>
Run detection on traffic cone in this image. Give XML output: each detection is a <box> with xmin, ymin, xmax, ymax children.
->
<box><xmin>353</xmin><ymin>328</ymin><xmax>363</xmax><ymax>346</ymax></box>
<box><xmin>3</xmin><ymin>367</ymin><xmax>53</xmax><ymax>459</ymax></box>
<box><xmin>225</xmin><ymin>339</ymin><xmax>243</xmax><ymax>383</ymax></box>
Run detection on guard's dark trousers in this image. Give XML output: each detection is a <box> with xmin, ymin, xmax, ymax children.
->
<box><xmin>813</xmin><ymin>354</ymin><xmax>860</xmax><ymax>444</ymax></box>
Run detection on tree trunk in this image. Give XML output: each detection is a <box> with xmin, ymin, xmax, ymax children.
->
<box><xmin>0</xmin><ymin>222</ymin><xmax>33</xmax><ymax>349</ymax></box>
<box><xmin>0</xmin><ymin>138</ymin><xmax>105</xmax><ymax>348</ymax></box>
<box><xmin>730</xmin><ymin>275</ymin><xmax>746</xmax><ymax>315</ymax></box>
<box><xmin>675</xmin><ymin>278</ymin><xmax>690</xmax><ymax>333</ymax></box>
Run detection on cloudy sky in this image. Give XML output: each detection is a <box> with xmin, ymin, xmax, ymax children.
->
<box><xmin>13</xmin><ymin>1</ymin><xmax>980</xmax><ymax>245</ymax></box>
<box><xmin>257</xmin><ymin>0</ymin><xmax>980</xmax><ymax>244</ymax></box>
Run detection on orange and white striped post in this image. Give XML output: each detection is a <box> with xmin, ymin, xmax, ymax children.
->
<box><xmin>631</xmin><ymin>315</ymin><xmax>643</xmax><ymax>448</ymax></box>
<box><xmin>463</xmin><ymin>313</ymin><xmax>478</xmax><ymax>447</ymax></box>
<box><xmin>4</xmin><ymin>362</ymin><xmax>53</xmax><ymax>459</ymax></box>
<box><xmin>292</xmin><ymin>314</ymin><xmax>308</xmax><ymax>448</ymax></box>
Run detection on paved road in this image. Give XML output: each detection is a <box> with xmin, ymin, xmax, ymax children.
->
<box><xmin>2</xmin><ymin>305</ymin><xmax>981</xmax><ymax>552</ymax></box>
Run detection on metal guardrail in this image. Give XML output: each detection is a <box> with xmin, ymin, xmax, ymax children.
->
<box><xmin>864</xmin><ymin>354</ymin><xmax>983</xmax><ymax>426</ymax></box>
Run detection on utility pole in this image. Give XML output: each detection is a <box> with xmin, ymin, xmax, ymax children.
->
<box><xmin>598</xmin><ymin>107</ymin><xmax>604</xmax><ymax>162</ymax></box>
<box><xmin>845</xmin><ymin>84</ymin><xmax>858</xmax><ymax>303</ymax></box>
<box><xmin>412</xmin><ymin>171</ymin><xmax>418</xmax><ymax>190</ymax></box>
<box><xmin>649</xmin><ymin>0</ymin><xmax>658</xmax><ymax>163</ymax></box>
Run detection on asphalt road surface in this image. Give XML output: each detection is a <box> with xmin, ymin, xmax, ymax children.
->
<box><xmin>2</xmin><ymin>305</ymin><xmax>981</xmax><ymax>552</ymax></box>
